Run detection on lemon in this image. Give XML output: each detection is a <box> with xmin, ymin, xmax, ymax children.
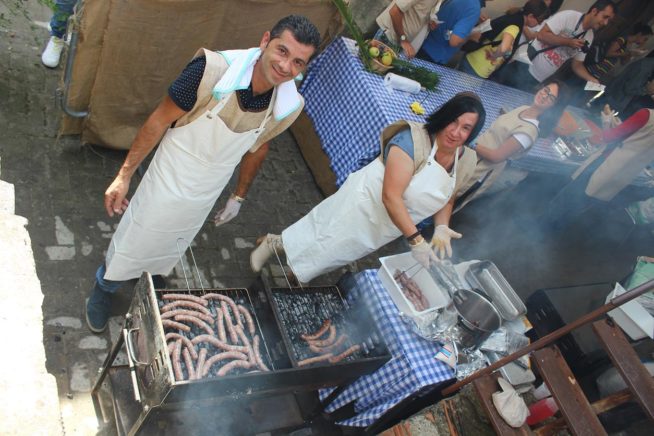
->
<box><xmin>410</xmin><ymin>102</ymin><xmax>425</xmax><ymax>115</ymax></box>
<box><xmin>381</xmin><ymin>53</ymin><xmax>393</xmax><ymax>66</ymax></box>
<box><xmin>369</xmin><ymin>46</ymin><xmax>380</xmax><ymax>58</ymax></box>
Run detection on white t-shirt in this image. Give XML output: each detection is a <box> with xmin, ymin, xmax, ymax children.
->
<box><xmin>513</xmin><ymin>23</ymin><xmax>544</xmax><ymax>65</ymax></box>
<box><xmin>513</xmin><ymin>118</ymin><xmax>539</xmax><ymax>149</ymax></box>
<box><xmin>529</xmin><ymin>10</ymin><xmax>594</xmax><ymax>82</ymax></box>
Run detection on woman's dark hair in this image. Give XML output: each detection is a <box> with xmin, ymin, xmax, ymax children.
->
<box><xmin>535</xmin><ymin>78</ymin><xmax>570</xmax><ymax>137</ymax></box>
<box><xmin>270</xmin><ymin>15</ymin><xmax>321</xmax><ymax>59</ymax></box>
<box><xmin>523</xmin><ymin>0</ymin><xmax>550</xmax><ymax>23</ymax></box>
<box><xmin>424</xmin><ymin>92</ymin><xmax>486</xmax><ymax>144</ymax></box>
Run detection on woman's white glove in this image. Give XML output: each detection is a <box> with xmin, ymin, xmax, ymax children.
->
<box><xmin>410</xmin><ymin>238</ymin><xmax>438</xmax><ymax>268</ymax></box>
<box><xmin>214</xmin><ymin>194</ymin><xmax>244</xmax><ymax>226</ymax></box>
<box><xmin>431</xmin><ymin>225</ymin><xmax>462</xmax><ymax>259</ymax></box>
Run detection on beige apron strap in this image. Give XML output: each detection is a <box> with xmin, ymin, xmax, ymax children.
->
<box><xmin>378</xmin><ymin>120</ymin><xmax>431</xmax><ymax>175</ymax></box>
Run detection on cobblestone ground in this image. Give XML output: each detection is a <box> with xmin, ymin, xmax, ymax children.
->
<box><xmin>3</xmin><ymin>2</ymin><xmax>654</xmax><ymax>435</ymax></box>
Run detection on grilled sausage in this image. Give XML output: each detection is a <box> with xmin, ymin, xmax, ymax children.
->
<box><xmin>309</xmin><ymin>334</ymin><xmax>347</xmax><ymax>354</ymax></box>
<box><xmin>217</xmin><ymin>359</ymin><xmax>252</xmax><ymax>376</ymax></box>
<box><xmin>252</xmin><ymin>335</ymin><xmax>270</xmax><ymax>372</ymax></box>
<box><xmin>161</xmin><ymin>309</ymin><xmax>214</xmax><ymax>325</ymax></box>
<box><xmin>234</xmin><ymin>325</ymin><xmax>255</xmax><ymax>366</ymax></box>
<box><xmin>160</xmin><ymin>300</ymin><xmax>212</xmax><ymax>316</ymax></box>
<box><xmin>182</xmin><ymin>347</ymin><xmax>196</xmax><ymax>380</ymax></box>
<box><xmin>306</xmin><ymin>325</ymin><xmax>336</xmax><ymax>347</ymax></box>
<box><xmin>301</xmin><ymin>319</ymin><xmax>331</xmax><ymax>341</ymax></box>
<box><xmin>161</xmin><ymin>293</ymin><xmax>208</xmax><ymax>306</ymax></box>
<box><xmin>202</xmin><ymin>293</ymin><xmax>243</xmax><ymax>328</ymax></box>
<box><xmin>165</xmin><ymin>333</ymin><xmax>198</xmax><ymax>359</ymax></box>
<box><xmin>237</xmin><ymin>305</ymin><xmax>256</xmax><ymax>336</ymax></box>
<box><xmin>190</xmin><ymin>334</ymin><xmax>249</xmax><ymax>353</ymax></box>
<box><xmin>172</xmin><ymin>340</ymin><xmax>184</xmax><ymax>381</ymax></box>
<box><xmin>215</xmin><ymin>308</ymin><xmax>227</xmax><ymax>343</ymax></box>
<box><xmin>174</xmin><ymin>314</ymin><xmax>214</xmax><ymax>336</ymax></box>
<box><xmin>221</xmin><ymin>301</ymin><xmax>239</xmax><ymax>344</ymax></box>
<box><xmin>195</xmin><ymin>348</ymin><xmax>208</xmax><ymax>380</ymax></box>
<box><xmin>297</xmin><ymin>353</ymin><xmax>333</xmax><ymax>367</ymax></box>
<box><xmin>328</xmin><ymin>345</ymin><xmax>361</xmax><ymax>363</ymax></box>
<box><xmin>162</xmin><ymin>319</ymin><xmax>191</xmax><ymax>333</ymax></box>
<box><xmin>201</xmin><ymin>351</ymin><xmax>249</xmax><ymax>378</ymax></box>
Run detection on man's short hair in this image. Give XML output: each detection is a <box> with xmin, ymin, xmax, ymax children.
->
<box><xmin>523</xmin><ymin>0</ymin><xmax>550</xmax><ymax>22</ymax></box>
<box><xmin>588</xmin><ymin>0</ymin><xmax>617</xmax><ymax>15</ymax></box>
<box><xmin>271</xmin><ymin>15</ymin><xmax>321</xmax><ymax>55</ymax></box>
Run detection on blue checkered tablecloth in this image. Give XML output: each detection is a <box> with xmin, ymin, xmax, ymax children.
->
<box><xmin>300</xmin><ymin>37</ymin><xmax>653</xmax><ymax>187</ymax></box>
<box><xmin>318</xmin><ymin>269</ymin><xmax>454</xmax><ymax>427</ymax></box>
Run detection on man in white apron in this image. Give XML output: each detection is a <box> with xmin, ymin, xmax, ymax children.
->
<box><xmin>85</xmin><ymin>15</ymin><xmax>320</xmax><ymax>333</ymax></box>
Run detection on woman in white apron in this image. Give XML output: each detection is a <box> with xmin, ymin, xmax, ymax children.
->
<box><xmin>455</xmin><ymin>79</ymin><xmax>569</xmax><ymax>211</ymax></box>
<box><xmin>250</xmin><ymin>93</ymin><xmax>486</xmax><ymax>283</ymax></box>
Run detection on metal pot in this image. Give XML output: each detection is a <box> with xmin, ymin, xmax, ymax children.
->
<box><xmin>452</xmin><ymin>288</ymin><xmax>502</xmax><ymax>350</ymax></box>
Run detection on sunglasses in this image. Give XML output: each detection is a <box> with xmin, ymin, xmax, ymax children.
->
<box><xmin>542</xmin><ymin>86</ymin><xmax>558</xmax><ymax>103</ymax></box>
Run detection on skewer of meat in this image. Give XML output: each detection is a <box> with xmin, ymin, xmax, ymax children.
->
<box><xmin>202</xmin><ymin>293</ymin><xmax>243</xmax><ymax>328</ymax></box>
<box><xmin>165</xmin><ymin>333</ymin><xmax>198</xmax><ymax>359</ymax></box>
<box><xmin>191</xmin><ymin>334</ymin><xmax>249</xmax><ymax>353</ymax></box>
<box><xmin>300</xmin><ymin>319</ymin><xmax>331</xmax><ymax>341</ymax></box>
<box><xmin>309</xmin><ymin>334</ymin><xmax>347</xmax><ymax>354</ymax></box>
<box><xmin>161</xmin><ymin>309</ymin><xmax>214</xmax><ymax>325</ymax></box>
<box><xmin>174</xmin><ymin>314</ymin><xmax>214</xmax><ymax>336</ymax></box>
<box><xmin>182</xmin><ymin>347</ymin><xmax>196</xmax><ymax>380</ymax></box>
<box><xmin>306</xmin><ymin>325</ymin><xmax>336</xmax><ymax>347</ymax></box>
<box><xmin>328</xmin><ymin>345</ymin><xmax>361</xmax><ymax>363</ymax></box>
<box><xmin>297</xmin><ymin>353</ymin><xmax>333</xmax><ymax>367</ymax></box>
<box><xmin>160</xmin><ymin>300</ymin><xmax>212</xmax><ymax>316</ymax></box>
<box><xmin>237</xmin><ymin>305</ymin><xmax>256</xmax><ymax>336</ymax></box>
<box><xmin>162</xmin><ymin>319</ymin><xmax>191</xmax><ymax>332</ymax></box>
<box><xmin>217</xmin><ymin>359</ymin><xmax>252</xmax><ymax>376</ymax></box>
<box><xmin>172</xmin><ymin>340</ymin><xmax>184</xmax><ymax>381</ymax></box>
<box><xmin>221</xmin><ymin>301</ymin><xmax>239</xmax><ymax>344</ymax></box>
<box><xmin>252</xmin><ymin>335</ymin><xmax>270</xmax><ymax>371</ymax></box>
<box><xmin>195</xmin><ymin>348</ymin><xmax>208</xmax><ymax>380</ymax></box>
<box><xmin>200</xmin><ymin>351</ymin><xmax>249</xmax><ymax>378</ymax></box>
<box><xmin>215</xmin><ymin>308</ymin><xmax>227</xmax><ymax>343</ymax></box>
<box><xmin>161</xmin><ymin>293</ymin><xmax>208</xmax><ymax>306</ymax></box>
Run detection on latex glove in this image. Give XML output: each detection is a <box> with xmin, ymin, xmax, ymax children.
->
<box><xmin>410</xmin><ymin>238</ymin><xmax>438</xmax><ymax>268</ymax></box>
<box><xmin>431</xmin><ymin>225</ymin><xmax>462</xmax><ymax>259</ymax></box>
<box><xmin>214</xmin><ymin>194</ymin><xmax>243</xmax><ymax>226</ymax></box>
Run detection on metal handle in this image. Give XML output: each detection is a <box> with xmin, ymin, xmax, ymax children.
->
<box><xmin>125</xmin><ymin>327</ymin><xmax>148</xmax><ymax>366</ymax></box>
<box><xmin>269</xmin><ymin>238</ymin><xmax>304</xmax><ymax>291</ymax></box>
<box><xmin>56</xmin><ymin>3</ymin><xmax>89</xmax><ymax>118</ymax></box>
<box><xmin>122</xmin><ymin>329</ymin><xmax>142</xmax><ymax>403</ymax></box>
<box><xmin>175</xmin><ymin>238</ymin><xmax>205</xmax><ymax>292</ymax></box>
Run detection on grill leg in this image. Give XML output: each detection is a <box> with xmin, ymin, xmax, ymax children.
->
<box><xmin>91</xmin><ymin>330</ymin><xmax>126</xmax><ymax>425</ymax></box>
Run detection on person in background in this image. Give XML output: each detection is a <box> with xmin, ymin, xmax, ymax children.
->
<box><xmin>603</xmin><ymin>56</ymin><xmax>654</xmax><ymax>117</ymax></box>
<box><xmin>459</xmin><ymin>0</ymin><xmax>549</xmax><ymax>79</ymax></box>
<box><xmin>416</xmin><ymin>0</ymin><xmax>486</xmax><ymax>65</ymax></box>
<box><xmin>547</xmin><ymin>107</ymin><xmax>654</xmax><ymax>230</ymax></box>
<box><xmin>455</xmin><ymin>79</ymin><xmax>569</xmax><ymax>210</ymax></box>
<box><xmin>375</xmin><ymin>0</ymin><xmax>443</xmax><ymax>59</ymax></box>
<box><xmin>585</xmin><ymin>23</ymin><xmax>653</xmax><ymax>83</ymax></box>
<box><xmin>500</xmin><ymin>0</ymin><xmax>616</xmax><ymax>92</ymax></box>
<box><xmin>84</xmin><ymin>16</ymin><xmax>320</xmax><ymax>333</ymax></box>
<box><xmin>41</xmin><ymin>0</ymin><xmax>77</xmax><ymax>68</ymax></box>
<box><xmin>250</xmin><ymin>94</ymin><xmax>486</xmax><ymax>283</ymax></box>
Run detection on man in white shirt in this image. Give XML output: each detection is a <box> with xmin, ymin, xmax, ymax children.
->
<box><xmin>500</xmin><ymin>1</ymin><xmax>616</xmax><ymax>92</ymax></box>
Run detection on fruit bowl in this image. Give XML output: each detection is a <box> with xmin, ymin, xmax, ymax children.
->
<box><xmin>367</xmin><ymin>39</ymin><xmax>397</xmax><ymax>74</ymax></box>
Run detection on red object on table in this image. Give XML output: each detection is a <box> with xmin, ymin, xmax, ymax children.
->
<box><xmin>526</xmin><ymin>396</ymin><xmax>559</xmax><ymax>426</ymax></box>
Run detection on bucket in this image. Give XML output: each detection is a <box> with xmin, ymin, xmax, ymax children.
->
<box><xmin>452</xmin><ymin>288</ymin><xmax>502</xmax><ymax>350</ymax></box>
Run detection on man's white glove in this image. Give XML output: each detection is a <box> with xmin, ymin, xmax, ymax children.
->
<box><xmin>410</xmin><ymin>238</ymin><xmax>438</xmax><ymax>268</ymax></box>
<box><xmin>214</xmin><ymin>194</ymin><xmax>244</xmax><ymax>226</ymax></box>
<box><xmin>431</xmin><ymin>225</ymin><xmax>462</xmax><ymax>259</ymax></box>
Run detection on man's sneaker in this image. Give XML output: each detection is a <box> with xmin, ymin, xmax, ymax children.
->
<box><xmin>41</xmin><ymin>36</ymin><xmax>65</xmax><ymax>68</ymax></box>
<box><xmin>85</xmin><ymin>284</ymin><xmax>112</xmax><ymax>333</ymax></box>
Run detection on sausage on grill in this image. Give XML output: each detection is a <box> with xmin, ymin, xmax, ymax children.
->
<box><xmin>165</xmin><ymin>333</ymin><xmax>197</xmax><ymax>359</ymax></box>
<box><xmin>328</xmin><ymin>345</ymin><xmax>361</xmax><ymax>363</ymax></box>
<box><xmin>174</xmin><ymin>314</ymin><xmax>214</xmax><ymax>336</ymax></box>
<box><xmin>306</xmin><ymin>325</ymin><xmax>336</xmax><ymax>347</ymax></box>
<box><xmin>172</xmin><ymin>340</ymin><xmax>184</xmax><ymax>381</ymax></box>
<box><xmin>195</xmin><ymin>348</ymin><xmax>208</xmax><ymax>380</ymax></box>
<box><xmin>309</xmin><ymin>334</ymin><xmax>347</xmax><ymax>354</ymax></box>
<box><xmin>191</xmin><ymin>334</ymin><xmax>249</xmax><ymax>353</ymax></box>
<box><xmin>301</xmin><ymin>319</ymin><xmax>331</xmax><ymax>341</ymax></box>
<box><xmin>237</xmin><ymin>305</ymin><xmax>256</xmax><ymax>336</ymax></box>
<box><xmin>201</xmin><ymin>351</ymin><xmax>249</xmax><ymax>378</ymax></box>
<box><xmin>252</xmin><ymin>335</ymin><xmax>270</xmax><ymax>372</ymax></box>
<box><xmin>161</xmin><ymin>309</ymin><xmax>214</xmax><ymax>325</ymax></box>
<box><xmin>202</xmin><ymin>293</ymin><xmax>243</xmax><ymax>328</ymax></box>
<box><xmin>161</xmin><ymin>293</ymin><xmax>208</xmax><ymax>306</ymax></box>
<box><xmin>162</xmin><ymin>319</ymin><xmax>191</xmax><ymax>333</ymax></box>
<box><xmin>217</xmin><ymin>359</ymin><xmax>252</xmax><ymax>376</ymax></box>
<box><xmin>221</xmin><ymin>301</ymin><xmax>239</xmax><ymax>344</ymax></box>
<box><xmin>297</xmin><ymin>353</ymin><xmax>333</xmax><ymax>367</ymax></box>
<box><xmin>160</xmin><ymin>300</ymin><xmax>212</xmax><ymax>316</ymax></box>
<box><xmin>215</xmin><ymin>308</ymin><xmax>227</xmax><ymax>343</ymax></box>
<box><xmin>182</xmin><ymin>347</ymin><xmax>196</xmax><ymax>380</ymax></box>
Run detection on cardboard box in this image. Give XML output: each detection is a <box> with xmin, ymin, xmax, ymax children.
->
<box><xmin>606</xmin><ymin>283</ymin><xmax>654</xmax><ymax>340</ymax></box>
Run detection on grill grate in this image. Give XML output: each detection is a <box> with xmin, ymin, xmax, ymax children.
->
<box><xmin>269</xmin><ymin>286</ymin><xmax>386</xmax><ymax>366</ymax></box>
<box><xmin>156</xmin><ymin>288</ymin><xmax>272</xmax><ymax>380</ymax></box>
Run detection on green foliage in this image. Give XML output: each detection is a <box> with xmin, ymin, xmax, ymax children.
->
<box><xmin>331</xmin><ymin>0</ymin><xmax>439</xmax><ymax>91</ymax></box>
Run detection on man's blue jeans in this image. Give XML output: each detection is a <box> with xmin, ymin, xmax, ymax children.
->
<box><xmin>94</xmin><ymin>263</ymin><xmax>124</xmax><ymax>294</ymax></box>
<box><xmin>49</xmin><ymin>0</ymin><xmax>77</xmax><ymax>39</ymax></box>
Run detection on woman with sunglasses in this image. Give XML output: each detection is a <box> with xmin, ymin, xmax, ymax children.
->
<box><xmin>455</xmin><ymin>79</ymin><xmax>569</xmax><ymax>210</ymax></box>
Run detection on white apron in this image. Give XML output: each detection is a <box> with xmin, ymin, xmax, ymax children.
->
<box><xmin>104</xmin><ymin>92</ymin><xmax>274</xmax><ymax>281</ymax></box>
<box><xmin>283</xmin><ymin>144</ymin><xmax>458</xmax><ymax>283</ymax></box>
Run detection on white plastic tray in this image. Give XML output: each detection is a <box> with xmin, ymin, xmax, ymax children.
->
<box><xmin>378</xmin><ymin>252</ymin><xmax>450</xmax><ymax>317</ymax></box>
